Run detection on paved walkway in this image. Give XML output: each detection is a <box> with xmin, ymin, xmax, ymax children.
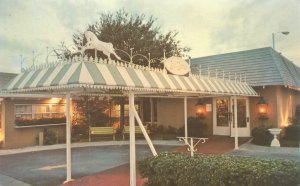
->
<box><xmin>1</xmin><ymin>137</ymin><xmax>299</xmax><ymax>186</ymax></box>
<box><xmin>226</xmin><ymin>142</ymin><xmax>300</xmax><ymax>161</ymax></box>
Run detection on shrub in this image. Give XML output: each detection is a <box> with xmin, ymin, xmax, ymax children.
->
<box><xmin>149</xmin><ymin>125</ymin><xmax>183</xmax><ymax>140</ymax></box>
<box><xmin>72</xmin><ymin>124</ymin><xmax>89</xmax><ymax>141</ymax></box>
<box><xmin>284</xmin><ymin>124</ymin><xmax>300</xmax><ymax>141</ymax></box>
<box><xmin>138</xmin><ymin>152</ymin><xmax>300</xmax><ymax>186</ymax></box>
<box><xmin>251</xmin><ymin>126</ymin><xmax>273</xmax><ymax>146</ymax></box>
<box><xmin>148</xmin><ymin>124</ymin><xmax>165</xmax><ymax>134</ymax></box>
<box><xmin>294</xmin><ymin>105</ymin><xmax>300</xmax><ymax>124</ymax></box>
<box><xmin>187</xmin><ymin>117</ymin><xmax>207</xmax><ymax>137</ymax></box>
<box><xmin>166</xmin><ymin>126</ymin><xmax>179</xmax><ymax>135</ymax></box>
<box><xmin>43</xmin><ymin>128</ymin><xmax>57</xmax><ymax>145</ymax></box>
<box><xmin>280</xmin><ymin>124</ymin><xmax>300</xmax><ymax>147</ymax></box>
<box><xmin>15</xmin><ymin>117</ymin><xmax>66</xmax><ymax>126</ymax></box>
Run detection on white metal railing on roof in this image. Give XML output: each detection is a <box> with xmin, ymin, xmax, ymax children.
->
<box><xmin>20</xmin><ymin>45</ymin><xmax>248</xmax><ymax>85</ymax></box>
<box><xmin>190</xmin><ymin>65</ymin><xmax>248</xmax><ymax>83</ymax></box>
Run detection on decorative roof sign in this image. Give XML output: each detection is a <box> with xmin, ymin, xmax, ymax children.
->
<box><xmin>79</xmin><ymin>31</ymin><xmax>121</xmax><ymax>61</ymax></box>
<box><xmin>164</xmin><ymin>56</ymin><xmax>190</xmax><ymax>76</ymax></box>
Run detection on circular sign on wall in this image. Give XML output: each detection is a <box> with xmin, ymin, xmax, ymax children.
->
<box><xmin>164</xmin><ymin>56</ymin><xmax>190</xmax><ymax>76</ymax></box>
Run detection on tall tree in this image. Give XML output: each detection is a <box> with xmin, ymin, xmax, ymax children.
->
<box><xmin>69</xmin><ymin>10</ymin><xmax>190</xmax><ymax>130</ymax></box>
<box><xmin>73</xmin><ymin>9</ymin><xmax>190</xmax><ymax>67</ymax></box>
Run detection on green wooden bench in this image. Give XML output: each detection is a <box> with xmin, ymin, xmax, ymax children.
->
<box><xmin>89</xmin><ymin>126</ymin><xmax>116</xmax><ymax>141</ymax></box>
<box><xmin>122</xmin><ymin>125</ymin><xmax>150</xmax><ymax>140</ymax></box>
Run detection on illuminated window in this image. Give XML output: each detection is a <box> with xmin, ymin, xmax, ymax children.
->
<box><xmin>15</xmin><ymin>104</ymin><xmax>66</xmax><ymax>126</ymax></box>
<box><xmin>111</xmin><ymin>104</ymin><xmax>140</xmax><ymax>125</ymax></box>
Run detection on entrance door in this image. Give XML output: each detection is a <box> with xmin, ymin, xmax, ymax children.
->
<box><xmin>213</xmin><ymin>97</ymin><xmax>231</xmax><ymax>135</ymax></box>
<box><xmin>230</xmin><ymin>97</ymin><xmax>250</xmax><ymax>137</ymax></box>
<box><xmin>213</xmin><ymin>97</ymin><xmax>250</xmax><ymax>137</ymax></box>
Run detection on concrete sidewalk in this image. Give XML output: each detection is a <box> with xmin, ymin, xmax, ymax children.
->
<box><xmin>0</xmin><ymin>174</ymin><xmax>31</xmax><ymax>186</ymax></box>
<box><xmin>226</xmin><ymin>142</ymin><xmax>300</xmax><ymax>161</ymax></box>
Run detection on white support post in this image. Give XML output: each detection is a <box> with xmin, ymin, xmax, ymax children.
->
<box><xmin>132</xmin><ymin>107</ymin><xmax>158</xmax><ymax>156</ymax></box>
<box><xmin>65</xmin><ymin>92</ymin><xmax>72</xmax><ymax>182</ymax></box>
<box><xmin>128</xmin><ymin>92</ymin><xmax>136</xmax><ymax>186</ymax></box>
<box><xmin>150</xmin><ymin>98</ymin><xmax>154</xmax><ymax>125</ymax></box>
<box><xmin>184</xmin><ymin>97</ymin><xmax>188</xmax><ymax>143</ymax></box>
<box><xmin>190</xmin><ymin>138</ymin><xmax>194</xmax><ymax>157</ymax></box>
<box><xmin>234</xmin><ymin>96</ymin><xmax>239</xmax><ymax>149</ymax></box>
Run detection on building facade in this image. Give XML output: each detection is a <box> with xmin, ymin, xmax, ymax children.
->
<box><xmin>8</xmin><ymin>47</ymin><xmax>300</xmax><ymax>148</ymax></box>
<box><xmin>189</xmin><ymin>47</ymin><xmax>300</xmax><ymax>134</ymax></box>
<box><xmin>2</xmin><ymin>47</ymin><xmax>299</xmax><ymax>149</ymax></box>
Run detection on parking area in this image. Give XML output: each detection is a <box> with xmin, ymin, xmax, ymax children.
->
<box><xmin>0</xmin><ymin>141</ymin><xmax>179</xmax><ymax>186</ymax></box>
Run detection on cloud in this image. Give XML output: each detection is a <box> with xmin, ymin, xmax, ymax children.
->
<box><xmin>0</xmin><ymin>0</ymin><xmax>299</xmax><ymax>73</ymax></box>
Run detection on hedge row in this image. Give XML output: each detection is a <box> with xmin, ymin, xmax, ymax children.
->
<box><xmin>138</xmin><ymin>152</ymin><xmax>300</xmax><ymax>186</ymax></box>
<box><xmin>15</xmin><ymin>117</ymin><xmax>66</xmax><ymax>126</ymax></box>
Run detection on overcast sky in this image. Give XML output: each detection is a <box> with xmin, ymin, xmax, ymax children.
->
<box><xmin>0</xmin><ymin>0</ymin><xmax>299</xmax><ymax>73</ymax></box>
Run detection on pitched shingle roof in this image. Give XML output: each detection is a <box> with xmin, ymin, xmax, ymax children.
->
<box><xmin>0</xmin><ymin>72</ymin><xmax>18</xmax><ymax>89</ymax></box>
<box><xmin>191</xmin><ymin>47</ymin><xmax>300</xmax><ymax>88</ymax></box>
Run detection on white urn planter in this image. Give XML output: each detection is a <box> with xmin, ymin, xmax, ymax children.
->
<box><xmin>268</xmin><ymin>128</ymin><xmax>282</xmax><ymax>147</ymax></box>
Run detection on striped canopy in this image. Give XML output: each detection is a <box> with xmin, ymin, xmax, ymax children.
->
<box><xmin>1</xmin><ymin>59</ymin><xmax>257</xmax><ymax>96</ymax></box>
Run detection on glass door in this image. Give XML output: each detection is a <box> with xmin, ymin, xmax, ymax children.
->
<box><xmin>213</xmin><ymin>97</ymin><xmax>231</xmax><ymax>135</ymax></box>
<box><xmin>230</xmin><ymin>97</ymin><xmax>250</xmax><ymax>137</ymax></box>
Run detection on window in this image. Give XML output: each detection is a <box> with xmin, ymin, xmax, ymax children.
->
<box><xmin>51</xmin><ymin>105</ymin><xmax>65</xmax><ymax>118</ymax></box>
<box><xmin>15</xmin><ymin>104</ymin><xmax>66</xmax><ymax>127</ymax></box>
<box><xmin>143</xmin><ymin>98</ymin><xmax>157</xmax><ymax>123</ymax></box>
<box><xmin>111</xmin><ymin>103</ymin><xmax>140</xmax><ymax>125</ymax></box>
<box><xmin>15</xmin><ymin>105</ymin><xmax>32</xmax><ymax>120</ymax></box>
<box><xmin>34</xmin><ymin>105</ymin><xmax>50</xmax><ymax>119</ymax></box>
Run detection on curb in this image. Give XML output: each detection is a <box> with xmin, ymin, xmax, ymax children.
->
<box><xmin>0</xmin><ymin>140</ymin><xmax>182</xmax><ymax>156</ymax></box>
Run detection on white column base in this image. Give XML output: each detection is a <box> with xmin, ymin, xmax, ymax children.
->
<box><xmin>270</xmin><ymin>138</ymin><xmax>280</xmax><ymax>147</ymax></box>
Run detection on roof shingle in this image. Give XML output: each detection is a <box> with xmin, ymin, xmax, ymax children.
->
<box><xmin>191</xmin><ymin>47</ymin><xmax>300</xmax><ymax>87</ymax></box>
<box><xmin>0</xmin><ymin>72</ymin><xmax>18</xmax><ymax>89</ymax></box>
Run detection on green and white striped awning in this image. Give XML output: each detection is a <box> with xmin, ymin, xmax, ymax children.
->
<box><xmin>1</xmin><ymin>59</ymin><xmax>257</xmax><ymax>96</ymax></box>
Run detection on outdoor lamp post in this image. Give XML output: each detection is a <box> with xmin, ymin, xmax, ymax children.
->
<box><xmin>195</xmin><ymin>99</ymin><xmax>205</xmax><ymax>117</ymax></box>
<box><xmin>272</xmin><ymin>31</ymin><xmax>289</xmax><ymax>50</ymax></box>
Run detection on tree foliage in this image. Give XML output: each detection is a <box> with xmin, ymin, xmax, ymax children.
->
<box><xmin>72</xmin><ymin>96</ymin><xmax>116</xmax><ymax>126</ymax></box>
<box><xmin>73</xmin><ymin>9</ymin><xmax>190</xmax><ymax>67</ymax></box>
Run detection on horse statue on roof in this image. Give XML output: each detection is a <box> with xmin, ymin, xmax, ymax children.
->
<box><xmin>79</xmin><ymin>31</ymin><xmax>121</xmax><ymax>61</ymax></box>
